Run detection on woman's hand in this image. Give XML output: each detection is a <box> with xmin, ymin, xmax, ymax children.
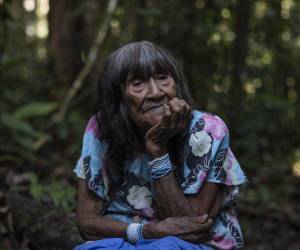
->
<box><xmin>144</xmin><ymin>98</ymin><xmax>191</xmax><ymax>157</ymax></box>
<box><xmin>143</xmin><ymin>215</ymin><xmax>213</xmax><ymax>243</ymax></box>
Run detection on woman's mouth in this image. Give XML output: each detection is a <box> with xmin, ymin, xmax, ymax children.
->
<box><xmin>142</xmin><ymin>104</ymin><xmax>164</xmax><ymax>113</ymax></box>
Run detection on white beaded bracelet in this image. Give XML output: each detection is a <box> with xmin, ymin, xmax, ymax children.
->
<box><xmin>126</xmin><ymin>223</ymin><xmax>144</xmax><ymax>243</ymax></box>
<box><xmin>147</xmin><ymin>153</ymin><xmax>173</xmax><ymax>180</ymax></box>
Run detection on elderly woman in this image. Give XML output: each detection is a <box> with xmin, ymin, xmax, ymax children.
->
<box><xmin>73</xmin><ymin>41</ymin><xmax>247</xmax><ymax>250</ymax></box>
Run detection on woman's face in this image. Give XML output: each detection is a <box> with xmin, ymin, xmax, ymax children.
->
<box><xmin>125</xmin><ymin>73</ymin><xmax>177</xmax><ymax>132</ymax></box>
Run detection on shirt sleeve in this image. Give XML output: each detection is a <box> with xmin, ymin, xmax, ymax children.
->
<box><xmin>181</xmin><ymin>111</ymin><xmax>248</xmax><ymax>206</ymax></box>
<box><xmin>206</xmin><ymin>130</ymin><xmax>247</xmax><ymax>186</ymax></box>
<box><xmin>73</xmin><ymin>116</ymin><xmax>109</xmax><ymax>200</ymax></box>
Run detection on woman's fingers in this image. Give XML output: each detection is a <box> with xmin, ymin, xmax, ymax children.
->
<box><xmin>156</xmin><ymin>216</ymin><xmax>214</xmax><ymax>243</ymax></box>
<box><xmin>145</xmin><ymin>98</ymin><xmax>191</xmax><ymax>152</ymax></box>
<box><xmin>169</xmin><ymin>98</ymin><xmax>183</xmax><ymax>128</ymax></box>
<box><xmin>182</xmin><ymin>217</ymin><xmax>212</xmax><ymax>233</ymax></box>
<box><xmin>161</xmin><ymin>103</ymin><xmax>172</xmax><ymax>127</ymax></box>
<box><xmin>168</xmin><ymin>98</ymin><xmax>190</xmax><ymax>130</ymax></box>
<box><xmin>175</xmin><ymin>217</ymin><xmax>213</xmax><ymax>243</ymax></box>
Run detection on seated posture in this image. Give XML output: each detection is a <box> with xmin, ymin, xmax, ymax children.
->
<box><xmin>73</xmin><ymin>41</ymin><xmax>247</xmax><ymax>250</ymax></box>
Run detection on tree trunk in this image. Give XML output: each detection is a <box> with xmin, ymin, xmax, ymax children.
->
<box><xmin>231</xmin><ymin>0</ymin><xmax>251</xmax><ymax>126</ymax></box>
<box><xmin>48</xmin><ymin>0</ymin><xmax>87</xmax><ymax>87</ymax></box>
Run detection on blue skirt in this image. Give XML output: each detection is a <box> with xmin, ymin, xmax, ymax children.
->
<box><xmin>74</xmin><ymin>236</ymin><xmax>213</xmax><ymax>250</ymax></box>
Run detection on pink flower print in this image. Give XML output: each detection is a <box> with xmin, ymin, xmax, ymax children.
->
<box><xmin>142</xmin><ymin>207</ymin><xmax>155</xmax><ymax>218</ymax></box>
<box><xmin>198</xmin><ymin>171</ymin><xmax>208</xmax><ymax>183</ymax></box>
<box><xmin>85</xmin><ymin>116</ymin><xmax>101</xmax><ymax>138</ymax></box>
<box><xmin>202</xmin><ymin>114</ymin><xmax>228</xmax><ymax>140</ymax></box>
<box><xmin>211</xmin><ymin>234</ymin><xmax>236</xmax><ymax>250</ymax></box>
<box><xmin>221</xmin><ymin>238</ymin><xmax>236</xmax><ymax>250</ymax></box>
<box><xmin>224</xmin><ymin>149</ymin><xmax>239</xmax><ymax>185</ymax></box>
<box><xmin>211</xmin><ymin>232</ymin><xmax>225</xmax><ymax>242</ymax></box>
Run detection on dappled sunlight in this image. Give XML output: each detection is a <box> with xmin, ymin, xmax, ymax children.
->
<box><xmin>254</xmin><ymin>1</ymin><xmax>268</xmax><ymax>19</ymax></box>
<box><xmin>23</xmin><ymin>0</ymin><xmax>35</xmax><ymax>12</ymax></box>
<box><xmin>37</xmin><ymin>0</ymin><xmax>49</xmax><ymax>15</ymax></box>
<box><xmin>292</xmin><ymin>161</ymin><xmax>300</xmax><ymax>177</ymax></box>
<box><xmin>194</xmin><ymin>0</ymin><xmax>205</xmax><ymax>9</ymax></box>
<box><xmin>23</xmin><ymin>0</ymin><xmax>49</xmax><ymax>38</ymax></box>
<box><xmin>281</xmin><ymin>0</ymin><xmax>294</xmax><ymax>19</ymax></box>
<box><xmin>295</xmin><ymin>37</ymin><xmax>300</xmax><ymax>48</ymax></box>
<box><xmin>281</xmin><ymin>30</ymin><xmax>291</xmax><ymax>42</ymax></box>
<box><xmin>292</xmin><ymin>149</ymin><xmax>300</xmax><ymax>177</ymax></box>
<box><xmin>25</xmin><ymin>22</ymin><xmax>35</xmax><ymax>37</ymax></box>
<box><xmin>246</xmin><ymin>44</ymin><xmax>274</xmax><ymax>67</ymax></box>
<box><xmin>221</xmin><ymin>8</ymin><xmax>231</xmax><ymax>19</ymax></box>
<box><xmin>36</xmin><ymin>18</ymin><xmax>48</xmax><ymax>38</ymax></box>
<box><xmin>286</xmin><ymin>77</ymin><xmax>297</xmax><ymax>103</ymax></box>
<box><xmin>243</xmin><ymin>78</ymin><xmax>262</xmax><ymax>95</ymax></box>
<box><xmin>36</xmin><ymin>0</ymin><xmax>49</xmax><ymax>39</ymax></box>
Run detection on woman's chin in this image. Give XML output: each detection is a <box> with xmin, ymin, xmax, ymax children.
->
<box><xmin>135</xmin><ymin>112</ymin><xmax>163</xmax><ymax>131</ymax></box>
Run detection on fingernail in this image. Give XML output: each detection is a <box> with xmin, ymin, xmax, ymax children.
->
<box><xmin>202</xmin><ymin>214</ymin><xmax>208</xmax><ymax>218</ymax></box>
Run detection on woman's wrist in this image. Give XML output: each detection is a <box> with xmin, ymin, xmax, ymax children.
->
<box><xmin>126</xmin><ymin>223</ymin><xmax>144</xmax><ymax>243</ymax></box>
<box><xmin>147</xmin><ymin>146</ymin><xmax>168</xmax><ymax>158</ymax></box>
<box><xmin>147</xmin><ymin>153</ymin><xmax>173</xmax><ymax>180</ymax></box>
<box><xmin>145</xmin><ymin>141</ymin><xmax>167</xmax><ymax>158</ymax></box>
<box><xmin>142</xmin><ymin>222</ymin><xmax>161</xmax><ymax>239</ymax></box>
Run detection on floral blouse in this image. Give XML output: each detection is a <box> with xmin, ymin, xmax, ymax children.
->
<box><xmin>74</xmin><ymin>110</ymin><xmax>248</xmax><ymax>250</ymax></box>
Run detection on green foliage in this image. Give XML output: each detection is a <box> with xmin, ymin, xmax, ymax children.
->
<box><xmin>0</xmin><ymin>101</ymin><xmax>58</xmax><ymax>164</ymax></box>
<box><xmin>13</xmin><ymin>102</ymin><xmax>58</xmax><ymax>120</ymax></box>
<box><xmin>26</xmin><ymin>173</ymin><xmax>76</xmax><ymax>212</ymax></box>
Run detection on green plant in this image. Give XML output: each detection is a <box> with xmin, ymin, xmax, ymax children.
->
<box><xmin>0</xmin><ymin>102</ymin><xmax>57</xmax><ymax>163</ymax></box>
<box><xmin>26</xmin><ymin>172</ymin><xmax>76</xmax><ymax>212</ymax></box>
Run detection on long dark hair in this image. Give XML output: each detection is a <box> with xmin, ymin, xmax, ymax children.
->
<box><xmin>96</xmin><ymin>41</ymin><xmax>194</xmax><ymax>186</ymax></box>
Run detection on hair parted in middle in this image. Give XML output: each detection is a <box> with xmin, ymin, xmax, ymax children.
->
<box><xmin>96</xmin><ymin>41</ymin><xmax>194</xmax><ymax>186</ymax></box>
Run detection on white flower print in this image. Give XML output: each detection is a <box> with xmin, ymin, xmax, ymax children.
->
<box><xmin>127</xmin><ymin>185</ymin><xmax>152</xmax><ymax>210</ymax></box>
<box><xmin>189</xmin><ymin>131</ymin><xmax>212</xmax><ymax>157</ymax></box>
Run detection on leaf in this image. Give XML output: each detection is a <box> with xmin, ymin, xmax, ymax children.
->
<box><xmin>28</xmin><ymin>173</ymin><xmax>45</xmax><ymax>202</ymax></box>
<box><xmin>46</xmin><ymin>181</ymin><xmax>76</xmax><ymax>212</ymax></box>
<box><xmin>13</xmin><ymin>102</ymin><xmax>58</xmax><ymax>119</ymax></box>
<box><xmin>1</xmin><ymin>114</ymin><xmax>37</xmax><ymax>136</ymax></box>
<box><xmin>15</xmin><ymin>135</ymin><xmax>35</xmax><ymax>151</ymax></box>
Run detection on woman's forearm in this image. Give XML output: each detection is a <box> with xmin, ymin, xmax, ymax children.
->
<box><xmin>76</xmin><ymin>179</ymin><xmax>128</xmax><ymax>240</ymax></box>
<box><xmin>152</xmin><ymin>170</ymin><xmax>221</xmax><ymax>219</ymax></box>
<box><xmin>153</xmin><ymin>171</ymin><xmax>197</xmax><ymax>218</ymax></box>
<box><xmin>78</xmin><ymin>214</ymin><xmax>128</xmax><ymax>240</ymax></box>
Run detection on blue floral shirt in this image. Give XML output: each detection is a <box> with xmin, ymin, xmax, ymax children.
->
<box><xmin>74</xmin><ymin>110</ymin><xmax>248</xmax><ymax>250</ymax></box>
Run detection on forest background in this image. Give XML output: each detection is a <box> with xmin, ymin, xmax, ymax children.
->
<box><xmin>0</xmin><ymin>0</ymin><xmax>299</xmax><ymax>249</ymax></box>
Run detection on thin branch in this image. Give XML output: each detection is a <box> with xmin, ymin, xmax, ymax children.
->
<box><xmin>53</xmin><ymin>0</ymin><xmax>119</xmax><ymax>123</ymax></box>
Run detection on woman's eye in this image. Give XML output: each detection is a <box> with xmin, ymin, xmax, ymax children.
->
<box><xmin>157</xmin><ymin>74</ymin><xmax>168</xmax><ymax>80</ymax></box>
<box><xmin>132</xmin><ymin>79</ymin><xmax>144</xmax><ymax>86</ymax></box>
<box><xmin>130</xmin><ymin>79</ymin><xmax>145</xmax><ymax>91</ymax></box>
<box><xmin>156</xmin><ymin>75</ymin><xmax>170</xmax><ymax>86</ymax></box>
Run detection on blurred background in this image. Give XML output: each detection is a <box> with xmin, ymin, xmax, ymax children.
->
<box><xmin>0</xmin><ymin>0</ymin><xmax>299</xmax><ymax>249</ymax></box>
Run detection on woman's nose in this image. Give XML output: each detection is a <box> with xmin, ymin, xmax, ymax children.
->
<box><xmin>147</xmin><ymin>78</ymin><xmax>163</xmax><ymax>98</ymax></box>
